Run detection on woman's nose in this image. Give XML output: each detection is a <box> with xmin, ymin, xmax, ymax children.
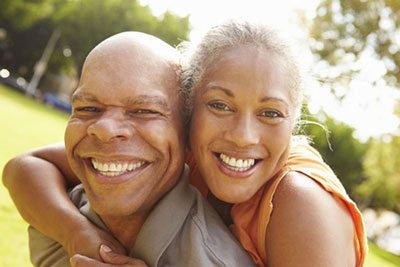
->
<box><xmin>223</xmin><ymin>114</ymin><xmax>260</xmax><ymax>147</ymax></box>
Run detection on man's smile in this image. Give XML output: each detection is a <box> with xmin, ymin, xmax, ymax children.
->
<box><xmin>90</xmin><ymin>158</ymin><xmax>148</xmax><ymax>177</ymax></box>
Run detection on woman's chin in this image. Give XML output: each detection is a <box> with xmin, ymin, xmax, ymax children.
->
<box><xmin>211</xmin><ymin>185</ymin><xmax>255</xmax><ymax>204</ymax></box>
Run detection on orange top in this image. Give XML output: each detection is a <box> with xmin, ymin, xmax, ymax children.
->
<box><xmin>187</xmin><ymin>142</ymin><xmax>367</xmax><ymax>267</ymax></box>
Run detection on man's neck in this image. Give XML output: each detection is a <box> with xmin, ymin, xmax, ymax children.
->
<box><xmin>101</xmin><ymin>210</ymin><xmax>150</xmax><ymax>251</ymax></box>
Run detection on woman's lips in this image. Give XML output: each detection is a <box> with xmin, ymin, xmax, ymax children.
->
<box><xmin>214</xmin><ymin>152</ymin><xmax>261</xmax><ymax>178</ymax></box>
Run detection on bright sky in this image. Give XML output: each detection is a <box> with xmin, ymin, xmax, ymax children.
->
<box><xmin>139</xmin><ymin>0</ymin><xmax>400</xmax><ymax>141</ymax></box>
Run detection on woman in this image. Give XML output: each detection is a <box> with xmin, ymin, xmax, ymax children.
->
<box><xmin>183</xmin><ymin>21</ymin><xmax>366</xmax><ymax>266</ymax></box>
<box><xmin>3</xmin><ymin>21</ymin><xmax>366</xmax><ymax>266</ymax></box>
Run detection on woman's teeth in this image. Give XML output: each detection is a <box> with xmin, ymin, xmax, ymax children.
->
<box><xmin>91</xmin><ymin>159</ymin><xmax>145</xmax><ymax>177</ymax></box>
<box><xmin>219</xmin><ymin>153</ymin><xmax>256</xmax><ymax>171</ymax></box>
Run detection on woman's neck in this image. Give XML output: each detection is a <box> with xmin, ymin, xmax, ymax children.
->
<box><xmin>207</xmin><ymin>193</ymin><xmax>233</xmax><ymax>226</ymax></box>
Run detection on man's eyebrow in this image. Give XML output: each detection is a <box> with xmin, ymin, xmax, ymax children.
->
<box><xmin>125</xmin><ymin>95</ymin><xmax>171</xmax><ymax>110</ymax></box>
<box><xmin>71</xmin><ymin>92</ymin><xmax>99</xmax><ymax>103</ymax></box>
<box><xmin>206</xmin><ymin>86</ymin><xmax>234</xmax><ymax>97</ymax></box>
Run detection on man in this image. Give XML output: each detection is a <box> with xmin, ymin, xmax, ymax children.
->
<box><xmin>20</xmin><ymin>32</ymin><xmax>255</xmax><ymax>266</ymax></box>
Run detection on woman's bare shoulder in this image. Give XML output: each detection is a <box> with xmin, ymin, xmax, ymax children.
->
<box><xmin>265</xmin><ymin>171</ymin><xmax>356</xmax><ymax>267</ymax></box>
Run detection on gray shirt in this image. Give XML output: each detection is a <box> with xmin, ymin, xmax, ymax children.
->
<box><xmin>29</xmin><ymin>165</ymin><xmax>255</xmax><ymax>267</ymax></box>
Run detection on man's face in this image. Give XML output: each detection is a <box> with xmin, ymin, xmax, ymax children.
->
<box><xmin>65</xmin><ymin>46</ymin><xmax>185</xmax><ymax>218</ymax></box>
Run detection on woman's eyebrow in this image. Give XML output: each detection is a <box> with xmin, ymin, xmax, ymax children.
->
<box><xmin>260</xmin><ymin>96</ymin><xmax>287</xmax><ymax>103</ymax></box>
<box><xmin>206</xmin><ymin>86</ymin><xmax>234</xmax><ymax>97</ymax></box>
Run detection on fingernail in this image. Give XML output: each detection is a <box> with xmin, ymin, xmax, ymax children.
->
<box><xmin>101</xmin><ymin>244</ymin><xmax>112</xmax><ymax>253</ymax></box>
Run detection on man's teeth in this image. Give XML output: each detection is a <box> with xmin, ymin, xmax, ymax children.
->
<box><xmin>91</xmin><ymin>159</ymin><xmax>145</xmax><ymax>176</ymax></box>
<box><xmin>219</xmin><ymin>153</ymin><xmax>255</xmax><ymax>171</ymax></box>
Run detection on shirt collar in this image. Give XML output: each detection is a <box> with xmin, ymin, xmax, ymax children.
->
<box><xmin>131</xmin><ymin>164</ymin><xmax>195</xmax><ymax>265</ymax></box>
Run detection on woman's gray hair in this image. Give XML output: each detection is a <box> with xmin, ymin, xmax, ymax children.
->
<box><xmin>179</xmin><ymin>20</ymin><xmax>304</xmax><ymax>128</ymax></box>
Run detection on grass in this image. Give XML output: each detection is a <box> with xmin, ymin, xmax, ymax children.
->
<box><xmin>365</xmin><ymin>242</ymin><xmax>400</xmax><ymax>267</ymax></box>
<box><xmin>1</xmin><ymin>84</ymin><xmax>400</xmax><ymax>266</ymax></box>
<box><xmin>0</xmin><ymin>84</ymin><xmax>68</xmax><ymax>266</ymax></box>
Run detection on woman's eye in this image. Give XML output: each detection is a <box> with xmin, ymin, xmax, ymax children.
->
<box><xmin>208</xmin><ymin>102</ymin><xmax>231</xmax><ymax>111</ymax></box>
<box><xmin>260</xmin><ymin>110</ymin><xmax>283</xmax><ymax>118</ymax></box>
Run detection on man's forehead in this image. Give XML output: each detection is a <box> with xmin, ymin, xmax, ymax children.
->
<box><xmin>84</xmin><ymin>32</ymin><xmax>179</xmax><ymax>73</ymax></box>
<box><xmin>80</xmin><ymin>47</ymin><xmax>179</xmax><ymax>93</ymax></box>
<box><xmin>72</xmin><ymin>32</ymin><xmax>182</xmax><ymax>111</ymax></box>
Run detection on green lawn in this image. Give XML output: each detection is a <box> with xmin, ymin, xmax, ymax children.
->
<box><xmin>0</xmin><ymin>85</ymin><xmax>68</xmax><ymax>266</ymax></box>
<box><xmin>1</xmin><ymin>84</ymin><xmax>400</xmax><ymax>266</ymax></box>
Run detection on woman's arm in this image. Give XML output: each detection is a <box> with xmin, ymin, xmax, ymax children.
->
<box><xmin>2</xmin><ymin>142</ymin><xmax>125</xmax><ymax>259</ymax></box>
<box><xmin>266</xmin><ymin>171</ymin><xmax>356</xmax><ymax>267</ymax></box>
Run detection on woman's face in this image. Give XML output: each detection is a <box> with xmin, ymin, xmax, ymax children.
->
<box><xmin>189</xmin><ymin>45</ymin><xmax>295</xmax><ymax>203</ymax></box>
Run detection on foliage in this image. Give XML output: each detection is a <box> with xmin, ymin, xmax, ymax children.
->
<box><xmin>52</xmin><ymin>0</ymin><xmax>190</xmax><ymax>71</ymax></box>
<box><xmin>305</xmin><ymin>0</ymin><xmax>400</xmax><ymax>213</ymax></box>
<box><xmin>309</xmin><ymin>0</ymin><xmax>400</xmax><ymax>91</ymax></box>
<box><xmin>357</xmin><ymin>135</ymin><xmax>400</xmax><ymax>212</ymax></box>
<box><xmin>0</xmin><ymin>0</ymin><xmax>190</xmax><ymax>84</ymax></box>
<box><xmin>0</xmin><ymin>0</ymin><xmax>55</xmax><ymax>29</ymax></box>
<box><xmin>300</xmin><ymin>108</ymin><xmax>370</xmax><ymax>201</ymax></box>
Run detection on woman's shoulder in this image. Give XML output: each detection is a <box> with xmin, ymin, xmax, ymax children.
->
<box><xmin>271</xmin><ymin>171</ymin><xmax>353</xmax><ymax>229</ymax></box>
<box><xmin>265</xmin><ymin>171</ymin><xmax>356</xmax><ymax>266</ymax></box>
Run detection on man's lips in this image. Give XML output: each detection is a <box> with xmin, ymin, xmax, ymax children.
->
<box><xmin>91</xmin><ymin>158</ymin><xmax>148</xmax><ymax>177</ymax></box>
<box><xmin>82</xmin><ymin>157</ymin><xmax>151</xmax><ymax>184</ymax></box>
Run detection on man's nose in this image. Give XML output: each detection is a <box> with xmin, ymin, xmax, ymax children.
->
<box><xmin>223</xmin><ymin>114</ymin><xmax>260</xmax><ymax>147</ymax></box>
<box><xmin>87</xmin><ymin>110</ymin><xmax>132</xmax><ymax>142</ymax></box>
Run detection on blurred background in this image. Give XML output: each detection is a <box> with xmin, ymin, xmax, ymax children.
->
<box><xmin>1</xmin><ymin>0</ymin><xmax>400</xmax><ymax>266</ymax></box>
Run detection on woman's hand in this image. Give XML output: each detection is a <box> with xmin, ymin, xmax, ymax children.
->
<box><xmin>70</xmin><ymin>245</ymin><xmax>148</xmax><ymax>267</ymax></box>
<box><xmin>64</xmin><ymin>220</ymin><xmax>126</xmax><ymax>261</ymax></box>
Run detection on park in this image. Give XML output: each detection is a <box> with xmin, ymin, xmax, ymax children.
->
<box><xmin>1</xmin><ymin>0</ymin><xmax>400</xmax><ymax>266</ymax></box>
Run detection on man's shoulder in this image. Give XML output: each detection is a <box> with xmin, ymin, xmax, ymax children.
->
<box><xmin>159</xmin><ymin>186</ymin><xmax>256</xmax><ymax>266</ymax></box>
<box><xmin>28</xmin><ymin>226</ymin><xmax>70</xmax><ymax>267</ymax></box>
<box><xmin>68</xmin><ymin>184</ymin><xmax>88</xmax><ymax>207</ymax></box>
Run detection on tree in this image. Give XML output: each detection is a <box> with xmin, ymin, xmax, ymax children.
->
<box><xmin>52</xmin><ymin>0</ymin><xmax>190</xmax><ymax>72</ymax></box>
<box><xmin>0</xmin><ymin>0</ymin><xmax>55</xmax><ymax>29</ymax></box>
<box><xmin>0</xmin><ymin>0</ymin><xmax>58</xmax><ymax>78</ymax></box>
<box><xmin>300</xmin><ymin>108</ymin><xmax>370</xmax><ymax>201</ymax></box>
<box><xmin>0</xmin><ymin>0</ymin><xmax>190</xmax><ymax>89</ymax></box>
<box><xmin>357</xmin><ymin>135</ymin><xmax>400</xmax><ymax>212</ymax></box>
<box><xmin>308</xmin><ymin>0</ymin><xmax>400</xmax><ymax>92</ymax></box>
<box><xmin>306</xmin><ymin>0</ymin><xmax>400</xmax><ymax>213</ymax></box>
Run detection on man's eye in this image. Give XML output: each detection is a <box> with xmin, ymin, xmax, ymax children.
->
<box><xmin>130</xmin><ymin>109</ymin><xmax>163</xmax><ymax>118</ymax></box>
<box><xmin>134</xmin><ymin>109</ymin><xmax>160</xmax><ymax>114</ymax></box>
<box><xmin>75</xmin><ymin>106</ymin><xmax>101</xmax><ymax>112</ymax></box>
<box><xmin>207</xmin><ymin>102</ymin><xmax>231</xmax><ymax>111</ymax></box>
